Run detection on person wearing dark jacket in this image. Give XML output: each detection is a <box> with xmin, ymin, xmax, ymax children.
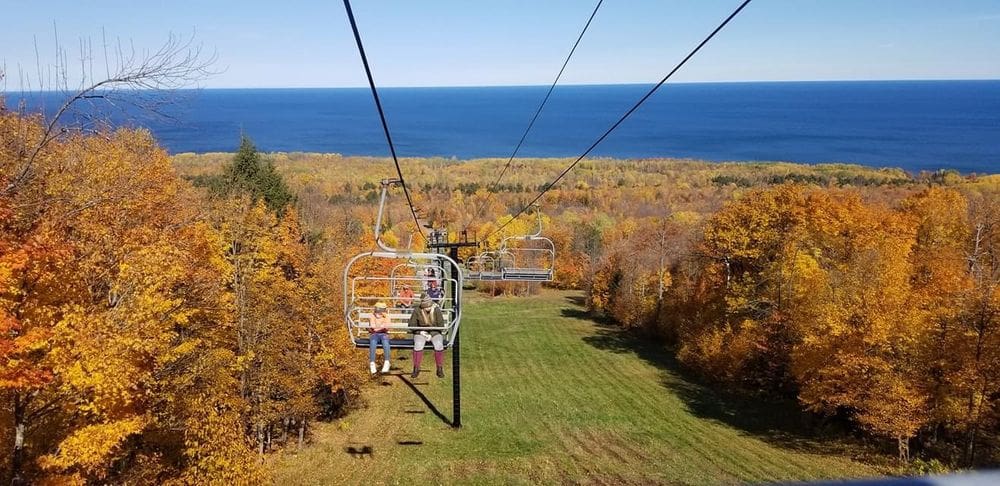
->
<box><xmin>408</xmin><ymin>295</ymin><xmax>446</xmax><ymax>378</ymax></box>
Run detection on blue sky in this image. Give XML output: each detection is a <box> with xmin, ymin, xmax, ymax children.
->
<box><xmin>3</xmin><ymin>0</ymin><xmax>1000</xmax><ymax>88</ymax></box>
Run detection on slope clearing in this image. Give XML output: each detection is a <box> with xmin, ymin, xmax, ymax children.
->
<box><xmin>275</xmin><ymin>290</ymin><xmax>880</xmax><ymax>485</ymax></box>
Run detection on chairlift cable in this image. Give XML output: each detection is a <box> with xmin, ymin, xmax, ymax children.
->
<box><xmin>343</xmin><ymin>0</ymin><xmax>427</xmax><ymax>242</ymax></box>
<box><xmin>467</xmin><ymin>0</ymin><xmax>604</xmax><ymax>233</ymax></box>
<box><xmin>486</xmin><ymin>0</ymin><xmax>753</xmax><ymax>239</ymax></box>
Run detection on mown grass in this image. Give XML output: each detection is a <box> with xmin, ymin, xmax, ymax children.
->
<box><xmin>275</xmin><ymin>290</ymin><xmax>882</xmax><ymax>485</ymax></box>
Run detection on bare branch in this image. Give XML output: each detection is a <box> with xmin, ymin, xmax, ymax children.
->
<box><xmin>3</xmin><ymin>30</ymin><xmax>219</xmax><ymax>196</ymax></box>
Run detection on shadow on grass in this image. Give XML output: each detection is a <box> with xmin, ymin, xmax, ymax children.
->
<box><xmin>397</xmin><ymin>374</ymin><xmax>454</xmax><ymax>428</ymax></box>
<box><xmin>345</xmin><ymin>444</ymin><xmax>373</xmax><ymax>458</ymax></box>
<box><xmin>563</xmin><ymin>297</ymin><xmax>862</xmax><ymax>459</ymax></box>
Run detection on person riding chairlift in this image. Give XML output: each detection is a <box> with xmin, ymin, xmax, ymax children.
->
<box><xmin>408</xmin><ymin>295</ymin><xmax>445</xmax><ymax>378</ymax></box>
<box><xmin>425</xmin><ymin>279</ymin><xmax>444</xmax><ymax>304</ymax></box>
<box><xmin>396</xmin><ymin>283</ymin><xmax>415</xmax><ymax>311</ymax></box>
<box><xmin>421</xmin><ymin>267</ymin><xmax>439</xmax><ymax>292</ymax></box>
<box><xmin>368</xmin><ymin>302</ymin><xmax>392</xmax><ymax>375</ymax></box>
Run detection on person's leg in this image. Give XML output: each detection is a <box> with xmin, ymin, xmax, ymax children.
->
<box><xmin>368</xmin><ymin>335</ymin><xmax>378</xmax><ymax>374</ymax></box>
<box><xmin>381</xmin><ymin>334</ymin><xmax>391</xmax><ymax>372</ymax></box>
<box><xmin>432</xmin><ymin>334</ymin><xmax>445</xmax><ymax>377</ymax></box>
<box><xmin>412</xmin><ymin>333</ymin><xmax>426</xmax><ymax>377</ymax></box>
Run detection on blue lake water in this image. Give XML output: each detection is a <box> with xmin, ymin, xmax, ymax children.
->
<box><xmin>8</xmin><ymin>81</ymin><xmax>1000</xmax><ymax>173</ymax></box>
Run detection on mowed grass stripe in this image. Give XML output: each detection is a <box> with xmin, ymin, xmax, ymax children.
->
<box><xmin>535</xmin><ymin>299</ymin><xmax>837</xmax><ymax>483</ymax></box>
<box><xmin>275</xmin><ymin>290</ymin><xmax>879</xmax><ymax>485</ymax></box>
<box><xmin>545</xmin><ymin>306</ymin><xmax>754</xmax><ymax>483</ymax></box>
<box><xmin>474</xmin><ymin>296</ymin><xmax>784</xmax><ymax>484</ymax></box>
<box><xmin>508</xmin><ymin>296</ymin><xmax>743</xmax><ymax>481</ymax></box>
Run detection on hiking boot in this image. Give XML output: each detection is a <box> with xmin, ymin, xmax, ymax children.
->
<box><xmin>436</xmin><ymin>366</ymin><xmax>444</xmax><ymax>378</ymax></box>
<box><xmin>381</xmin><ymin>361</ymin><xmax>391</xmax><ymax>373</ymax></box>
<box><xmin>410</xmin><ymin>368</ymin><xmax>420</xmax><ymax>379</ymax></box>
<box><xmin>369</xmin><ymin>362</ymin><xmax>377</xmax><ymax>375</ymax></box>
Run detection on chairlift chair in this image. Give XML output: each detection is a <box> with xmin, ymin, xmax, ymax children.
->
<box><xmin>462</xmin><ymin>253</ymin><xmax>487</xmax><ymax>280</ymax></box>
<box><xmin>498</xmin><ymin>208</ymin><xmax>555</xmax><ymax>282</ymax></box>
<box><xmin>343</xmin><ymin>180</ymin><xmax>463</xmax><ymax>349</ymax></box>
<box><xmin>464</xmin><ymin>250</ymin><xmax>510</xmax><ymax>281</ymax></box>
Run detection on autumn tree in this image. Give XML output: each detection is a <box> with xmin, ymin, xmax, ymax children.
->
<box><xmin>1</xmin><ymin>85</ymin><xmax>369</xmax><ymax>482</ymax></box>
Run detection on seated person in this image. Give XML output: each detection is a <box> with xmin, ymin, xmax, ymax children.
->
<box><xmin>422</xmin><ymin>268</ymin><xmax>436</xmax><ymax>291</ymax></box>
<box><xmin>396</xmin><ymin>283</ymin><xmax>415</xmax><ymax>310</ymax></box>
<box><xmin>408</xmin><ymin>295</ymin><xmax>446</xmax><ymax>378</ymax></box>
<box><xmin>367</xmin><ymin>302</ymin><xmax>392</xmax><ymax>375</ymax></box>
<box><xmin>425</xmin><ymin>279</ymin><xmax>444</xmax><ymax>304</ymax></box>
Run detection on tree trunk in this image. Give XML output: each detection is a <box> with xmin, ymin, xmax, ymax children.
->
<box><xmin>257</xmin><ymin>423</ymin><xmax>265</xmax><ymax>456</ymax></box>
<box><xmin>10</xmin><ymin>392</ymin><xmax>24</xmax><ymax>485</ymax></box>
<box><xmin>298</xmin><ymin>420</ymin><xmax>306</xmax><ymax>450</ymax></box>
<box><xmin>965</xmin><ymin>421</ymin><xmax>978</xmax><ymax>465</ymax></box>
<box><xmin>11</xmin><ymin>392</ymin><xmax>27</xmax><ymax>486</ymax></box>
<box><xmin>897</xmin><ymin>435</ymin><xmax>910</xmax><ymax>463</ymax></box>
<box><xmin>965</xmin><ymin>388</ymin><xmax>984</xmax><ymax>466</ymax></box>
<box><xmin>964</xmin><ymin>312</ymin><xmax>988</xmax><ymax>466</ymax></box>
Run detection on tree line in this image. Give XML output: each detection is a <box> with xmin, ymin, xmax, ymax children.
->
<box><xmin>589</xmin><ymin>184</ymin><xmax>1000</xmax><ymax>468</ymax></box>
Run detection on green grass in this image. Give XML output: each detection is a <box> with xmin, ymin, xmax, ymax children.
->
<box><xmin>275</xmin><ymin>290</ymin><xmax>881</xmax><ymax>485</ymax></box>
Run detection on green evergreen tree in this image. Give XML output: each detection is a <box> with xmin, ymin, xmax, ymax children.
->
<box><xmin>217</xmin><ymin>135</ymin><xmax>296</xmax><ymax>214</ymax></box>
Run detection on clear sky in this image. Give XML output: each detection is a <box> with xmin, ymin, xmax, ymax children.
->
<box><xmin>3</xmin><ymin>0</ymin><xmax>1000</xmax><ymax>89</ymax></box>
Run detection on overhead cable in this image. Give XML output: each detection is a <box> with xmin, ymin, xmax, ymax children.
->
<box><xmin>343</xmin><ymin>0</ymin><xmax>427</xmax><ymax>242</ymax></box>
<box><xmin>469</xmin><ymin>0</ymin><xmax>605</xmax><ymax>231</ymax></box>
<box><xmin>487</xmin><ymin>0</ymin><xmax>754</xmax><ymax>238</ymax></box>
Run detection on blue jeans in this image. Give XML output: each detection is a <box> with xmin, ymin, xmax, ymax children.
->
<box><xmin>369</xmin><ymin>332</ymin><xmax>391</xmax><ymax>362</ymax></box>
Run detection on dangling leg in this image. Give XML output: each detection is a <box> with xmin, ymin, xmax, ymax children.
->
<box><xmin>411</xmin><ymin>333</ymin><xmax>426</xmax><ymax>378</ymax></box>
<box><xmin>368</xmin><ymin>335</ymin><xmax>378</xmax><ymax>375</ymax></box>
<box><xmin>432</xmin><ymin>334</ymin><xmax>445</xmax><ymax>378</ymax></box>
<box><xmin>381</xmin><ymin>335</ymin><xmax>391</xmax><ymax>373</ymax></box>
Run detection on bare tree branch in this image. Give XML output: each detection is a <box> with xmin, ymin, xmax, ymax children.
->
<box><xmin>3</xmin><ymin>29</ymin><xmax>219</xmax><ymax>196</ymax></box>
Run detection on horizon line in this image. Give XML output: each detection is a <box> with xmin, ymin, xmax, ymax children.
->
<box><xmin>7</xmin><ymin>78</ymin><xmax>1000</xmax><ymax>95</ymax></box>
<box><xmin>195</xmin><ymin>77</ymin><xmax>1000</xmax><ymax>90</ymax></box>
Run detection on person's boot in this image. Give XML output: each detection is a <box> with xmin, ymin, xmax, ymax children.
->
<box><xmin>381</xmin><ymin>360</ymin><xmax>391</xmax><ymax>373</ymax></box>
<box><xmin>411</xmin><ymin>351</ymin><xmax>423</xmax><ymax>378</ymax></box>
<box><xmin>434</xmin><ymin>350</ymin><xmax>444</xmax><ymax>378</ymax></box>
<box><xmin>369</xmin><ymin>361</ymin><xmax>377</xmax><ymax>375</ymax></box>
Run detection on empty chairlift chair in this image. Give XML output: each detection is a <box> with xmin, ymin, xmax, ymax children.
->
<box><xmin>465</xmin><ymin>250</ymin><xmax>511</xmax><ymax>281</ymax></box>
<box><xmin>462</xmin><ymin>253</ymin><xmax>487</xmax><ymax>281</ymax></box>
<box><xmin>499</xmin><ymin>208</ymin><xmax>555</xmax><ymax>282</ymax></box>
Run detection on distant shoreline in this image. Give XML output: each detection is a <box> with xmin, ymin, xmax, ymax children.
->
<box><xmin>171</xmin><ymin>152</ymin><xmax>1000</xmax><ymax>178</ymax></box>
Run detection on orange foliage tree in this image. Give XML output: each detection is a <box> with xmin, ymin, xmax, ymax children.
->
<box><xmin>1</xmin><ymin>106</ymin><xmax>361</xmax><ymax>483</ymax></box>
